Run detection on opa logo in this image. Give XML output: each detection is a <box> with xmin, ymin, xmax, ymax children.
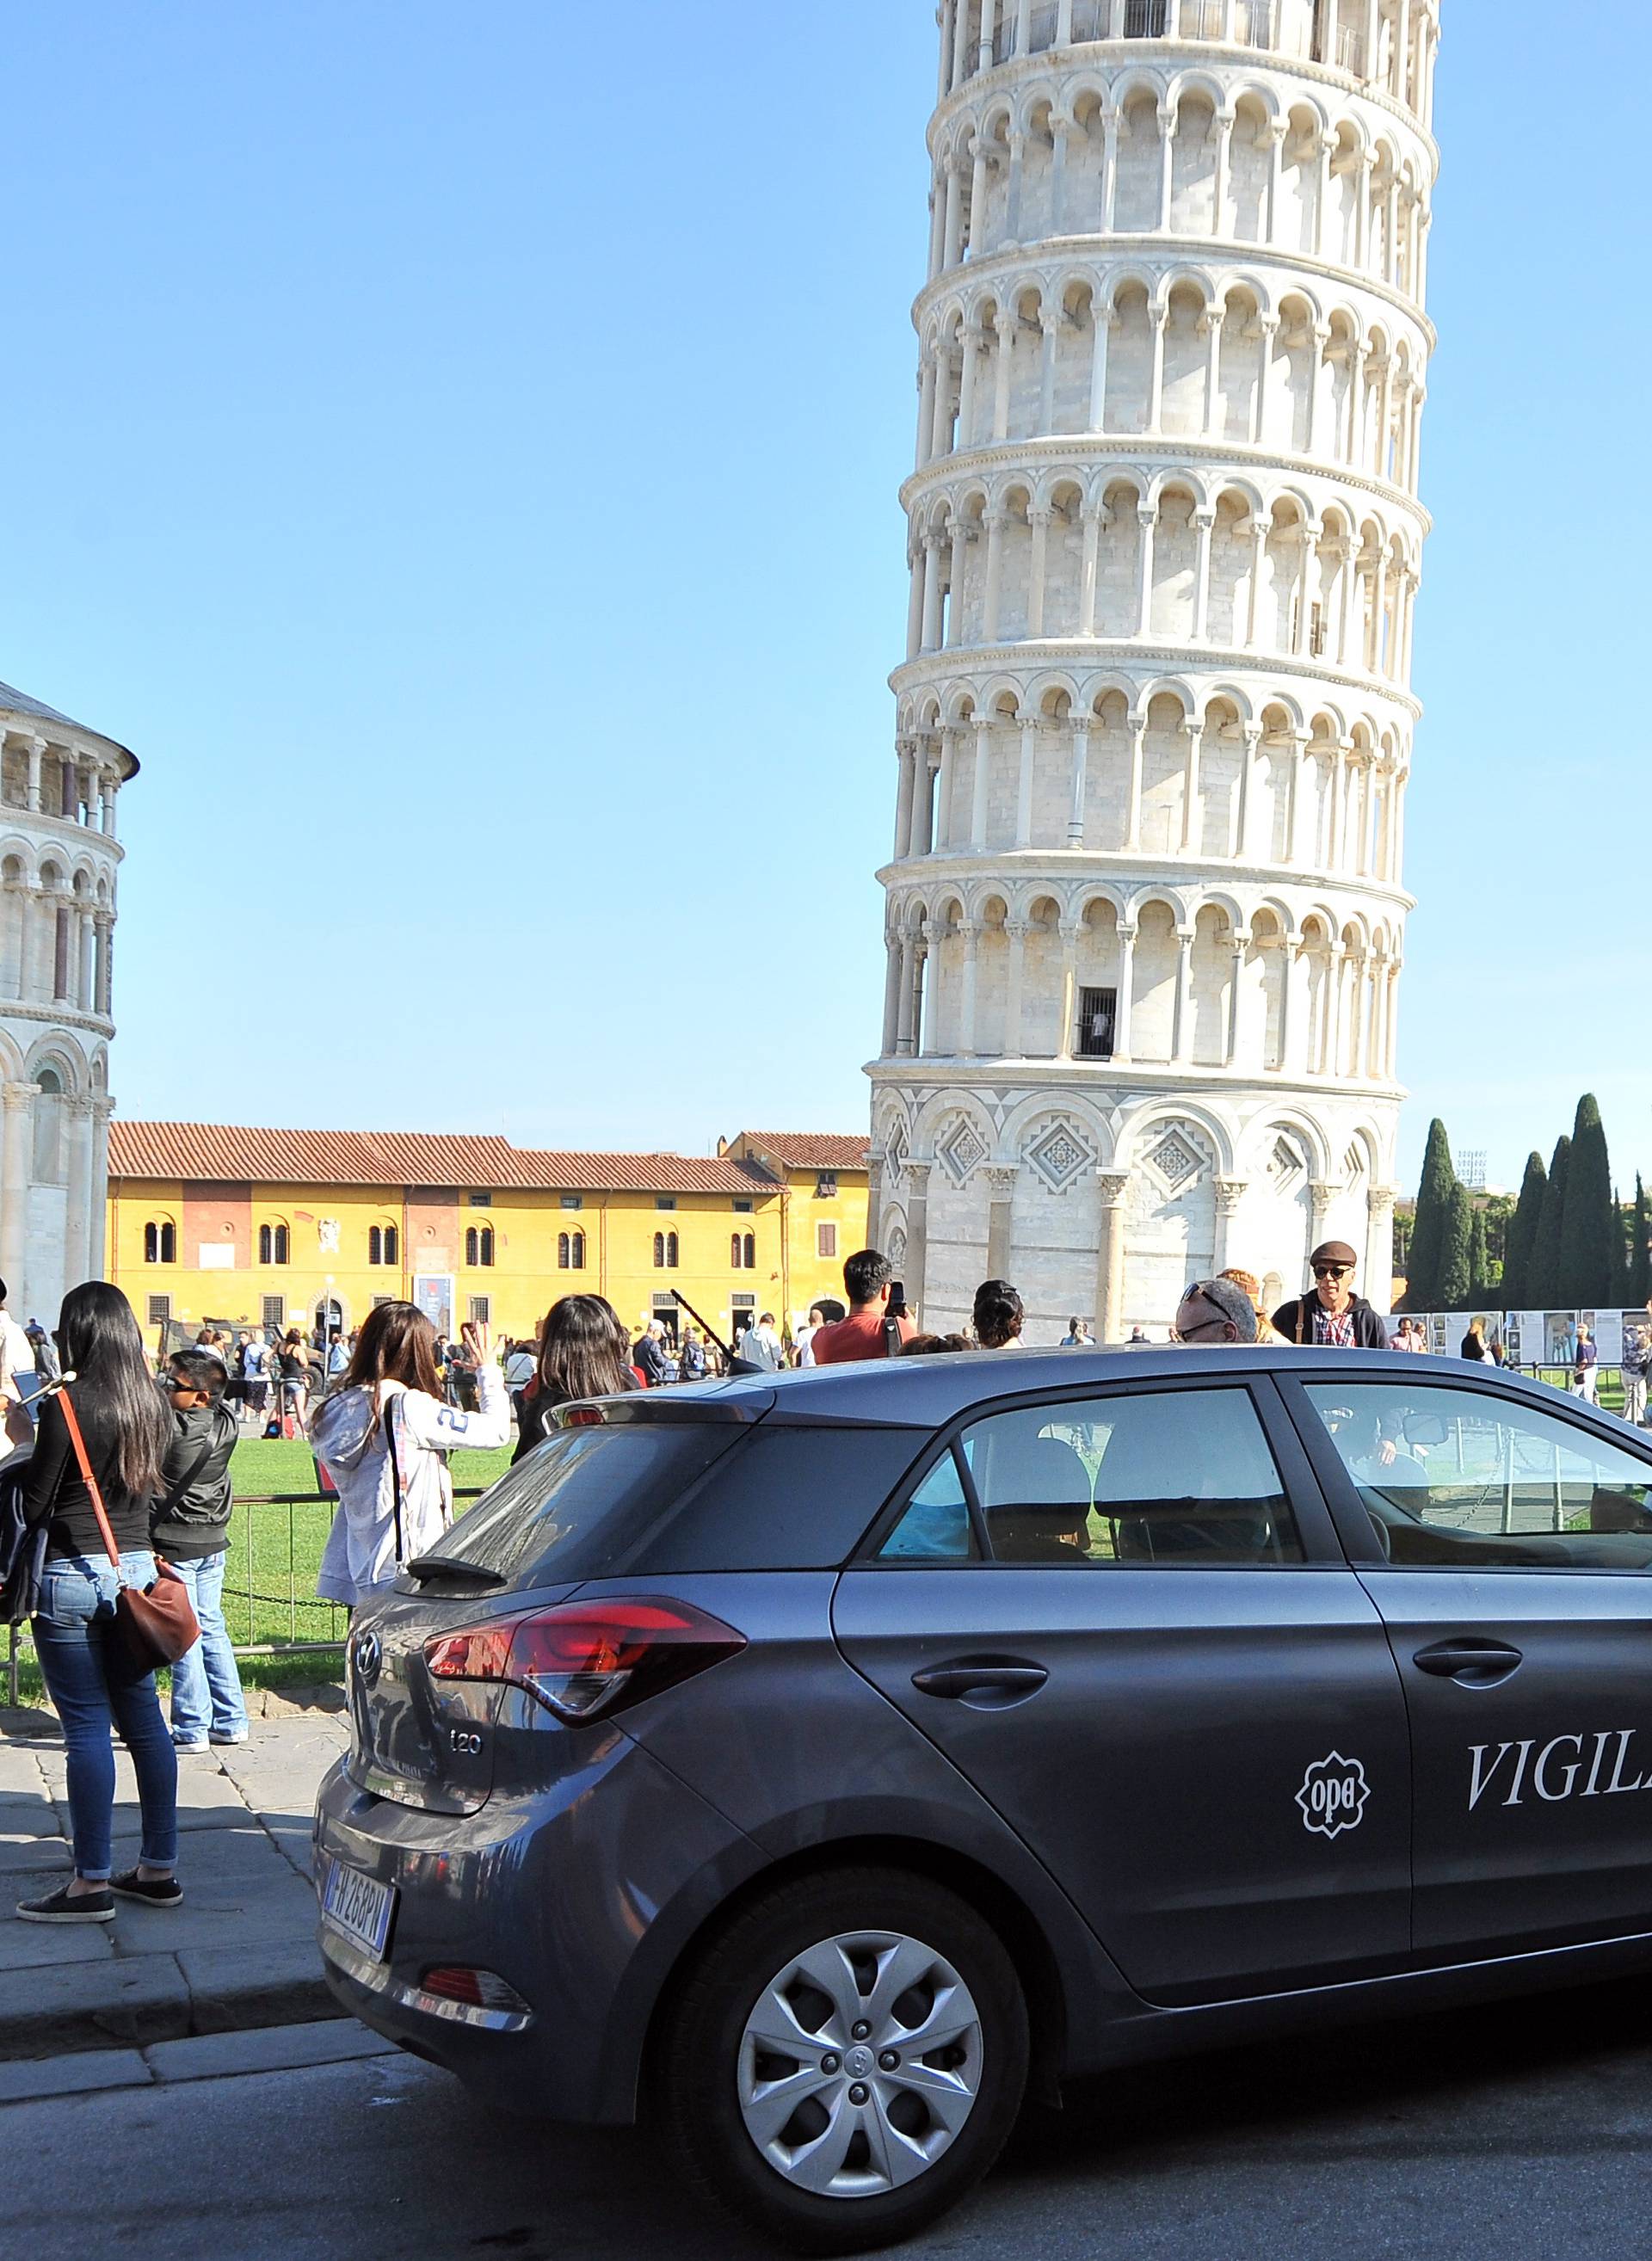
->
<box><xmin>1296</xmin><ymin>1752</ymin><xmax>1370</xmax><ymax>1839</ymax></box>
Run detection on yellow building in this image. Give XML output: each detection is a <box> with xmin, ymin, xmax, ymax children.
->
<box><xmin>106</xmin><ymin>1122</ymin><xmax>868</xmax><ymax>1353</ymax></box>
<box><xmin>719</xmin><ymin>1132</ymin><xmax>874</xmax><ymax>1321</ymax></box>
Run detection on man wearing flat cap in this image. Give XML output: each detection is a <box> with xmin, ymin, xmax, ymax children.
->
<box><xmin>1273</xmin><ymin>1241</ymin><xmax>1390</xmax><ymax>1349</ymax></box>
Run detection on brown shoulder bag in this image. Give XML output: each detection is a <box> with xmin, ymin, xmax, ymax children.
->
<box><xmin>58</xmin><ymin>1388</ymin><xmax>201</xmax><ymax>1670</ymax></box>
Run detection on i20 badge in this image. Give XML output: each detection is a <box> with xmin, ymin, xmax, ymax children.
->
<box><xmin>1296</xmin><ymin>1752</ymin><xmax>1370</xmax><ymax>1839</ymax></box>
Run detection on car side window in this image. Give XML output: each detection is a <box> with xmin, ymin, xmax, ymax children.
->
<box><xmin>956</xmin><ymin>1385</ymin><xmax>1302</xmax><ymax>1568</ymax></box>
<box><xmin>878</xmin><ymin>1446</ymin><xmax>979</xmax><ymax>1561</ymax></box>
<box><xmin>1304</xmin><ymin>1381</ymin><xmax>1652</xmax><ymax>1571</ymax></box>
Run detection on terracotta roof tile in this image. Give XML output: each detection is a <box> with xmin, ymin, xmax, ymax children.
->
<box><xmin>108</xmin><ymin>1122</ymin><xmax>781</xmax><ymax>1198</ymax></box>
<box><xmin>734</xmin><ymin>1132</ymin><xmax>872</xmax><ymax>1170</ymax></box>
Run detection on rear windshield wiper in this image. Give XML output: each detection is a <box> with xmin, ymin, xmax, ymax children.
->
<box><xmin>404</xmin><ymin>1554</ymin><xmax>507</xmax><ymax>1586</ymax></box>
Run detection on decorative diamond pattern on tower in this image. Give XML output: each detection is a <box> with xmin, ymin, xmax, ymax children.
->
<box><xmin>1145</xmin><ymin>1130</ymin><xmax>1204</xmax><ymax>1192</ymax></box>
<box><xmin>866</xmin><ymin>0</ymin><xmax>1437</xmax><ymax>1337</ymax></box>
<box><xmin>1270</xmin><ymin>1136</ymin><xmax>1307</xmax><ymax>1188</ymax></box>
<box><xmin>1026</xmin><ymin>1120</ymin><xmax>1096</xmax><ymax>1196</ymax></box>
<box><xmin>938</xmin><ymin>1117</ymin><xmax>989</xmax><ymax>1187</ymax></box>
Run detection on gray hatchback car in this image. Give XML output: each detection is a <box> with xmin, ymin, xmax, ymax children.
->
<box><xmin>315</xmin><ymin>1346</ymin><xmax>1652</xmax><ymax>2251</ymax></box>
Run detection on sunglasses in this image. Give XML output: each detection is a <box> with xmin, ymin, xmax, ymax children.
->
<box><xmin>1313</xmin><ymin>1264</ymin><xmax>1353</xmax><ymax>1279</ymax></box>
<box><xmin>1174</xmin><ymin>1289</ymin><xmax>1230</xmax><ymax>1342</ymax></box>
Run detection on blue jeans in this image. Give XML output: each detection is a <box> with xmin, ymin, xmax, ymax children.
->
<box><xmin>166</xmin><ymin>1551</ymin><xmax>249</xmax><ymax>1741</ymax></box>
<box><xmin>31</xmin><ymin>1552</ymin><xmax>179</xmax><ymax>1882</ymax></box>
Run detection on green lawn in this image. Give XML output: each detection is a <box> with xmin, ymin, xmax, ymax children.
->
<box><xmin>218</xmin><ymin>1435</ymin><xmax>513</xmax><ymax>1650</ymax></box>
<box><xmin>2</xmin><ymin>1432</ymin><xmax>515</xmax><ymax>1701</ymax></box>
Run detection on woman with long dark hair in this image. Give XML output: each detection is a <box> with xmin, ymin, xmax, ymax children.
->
<box><xmin>511</xmin><ymin>1294</ymin><xmax>638</xmax><ymax>1463</ymax></box>
<box><xmin>17</xmin><ymin>1283</ymin><xmax>179</xmax><ymax>1923</ymax></box>
<box><xmin>311</xmin><ymin>1303</ymin><xmax>509</xmax><ymax>1605</ymax></box>
<box><xmin>971</xmin><ymin>1279</ymin><xmax>1025</xmax><ymax>1350</ymax></box>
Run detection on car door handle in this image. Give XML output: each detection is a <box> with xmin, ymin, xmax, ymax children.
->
<box><xmin>911</xmin><ymin>1660</ymin><xmax>1049</xmax><ymax>1705</ymax></box>
<box><xmin>1412</xmin><ymin>1639</ymin><xmax>1524</xmax><ymax>1685</ymax></box>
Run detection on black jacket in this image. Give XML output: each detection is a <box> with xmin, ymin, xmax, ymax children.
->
<box><xmin>151</xmin><ymin>1402</ymin><xmax>238</xmax><ymax>1562</ymax></box>
<box><xmin>24</xmin><ymin>1390</ymin><xmax>154</xmax><ymax>1560</ymax></box>
<box><xmin>1272</xmin><ymin>1294</ymin><xmax>1390</xmax><ymax>1350</ymax></box>
<box><xmin>0</xmin><ymin>1448</ymin><xmax>46</xmax><ymax>1621</ymax></box>
<box><xmin>633</xmin><ymin>1335</ymin><xmax>675</xmax><ymax>1387</ymax></box>
<box><xmin>511</xmin><ymin>1370</ymin><xmax>640</xmax><ymax>1463</ymax></box>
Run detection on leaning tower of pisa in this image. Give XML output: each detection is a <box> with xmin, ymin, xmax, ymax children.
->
<box><xmin>868</xmin><ymin>0</ymin><xmax>1439</xmax><ymax>1338</ymax></box>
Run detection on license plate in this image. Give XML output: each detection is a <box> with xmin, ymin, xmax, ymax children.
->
<box><xmin>320</xmin><ymin>1854</ymin><xmax>396</xmax><ymax>1961</ymax></box>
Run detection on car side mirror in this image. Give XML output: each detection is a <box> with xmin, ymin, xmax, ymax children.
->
<box><xmin>1402</xmin><ymin>1413</ymin><xmax>1449</xmax><ymax>1445</ymax></box>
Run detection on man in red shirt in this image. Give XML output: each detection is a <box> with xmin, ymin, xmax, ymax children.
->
<box><xmin>808</xmin><ymin>1250</ymin><xmax>917</xmax><ymax>1365</ymax></box>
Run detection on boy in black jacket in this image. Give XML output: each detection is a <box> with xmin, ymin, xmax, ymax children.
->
<box><xmin>153</xmin><ymin>1352</ymin><xmax>249</xmax><ymax>1752</ymax></box>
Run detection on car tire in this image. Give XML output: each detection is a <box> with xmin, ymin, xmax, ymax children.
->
<box><xmin>654</xmin><ymin>1864</ymin><xmax>1029</xmax><ymax>2256</ymax></box>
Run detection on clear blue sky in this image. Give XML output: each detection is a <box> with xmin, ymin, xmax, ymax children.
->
<box><xmin>0</xmin><ymin>2</ymin><xmax>1642</xmax><ymax>1198</ymax></box>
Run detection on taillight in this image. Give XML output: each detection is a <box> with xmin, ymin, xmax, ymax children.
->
<box><xmin>424</xmin><ymin>1598</ymin><xmax>744</xmax><ymax>1723</ymax></box>
<box><xmin>559</xmin><ymin>1406</ymin><xmax>606</xmax><ymax>1428</ymax></box>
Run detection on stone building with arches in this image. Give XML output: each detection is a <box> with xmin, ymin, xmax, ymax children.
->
<box><xmin>867</xmin><ymin>0</ymin><xmax>1435</xmax><ymax>1336</ymax></box>
<box><xmin>0</xmin><ymin>681</ymin><xmax>133</xmax><ymax>1321</ymax></box>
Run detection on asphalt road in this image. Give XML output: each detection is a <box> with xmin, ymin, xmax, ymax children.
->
<box><xmin>9</xmin><ymin>1976</ymin><xmax>1652</xmax><ymax>2261</ymax></box>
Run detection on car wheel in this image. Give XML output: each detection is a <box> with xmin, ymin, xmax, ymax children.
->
<box><xmin>655</xmin><ymin>1865</ymin><xmax>1028</xmax><ymax>2255</ymax></box>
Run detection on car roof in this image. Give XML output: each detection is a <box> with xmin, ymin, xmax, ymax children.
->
<box><xmin>660</xmin><ymin>1346</ymin><xmax>1602</xmax><ymax>1432</ymax></box>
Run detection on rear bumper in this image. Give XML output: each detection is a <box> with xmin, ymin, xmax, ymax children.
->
<box><xmin>313</xmin><ymin>1738</ymin><xmax>763</xmax><ymax>2122</ymax></box>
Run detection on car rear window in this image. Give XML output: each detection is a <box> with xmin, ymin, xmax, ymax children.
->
<box><xmin>436</xmin><ymin>1426</ymin><xmax>743</xmax><ymax>1588</ymax></box>
<box><xmin>435</xmin><ymin>1422</ymin><xmax>929</xmax><ymax>1586</ymax></box>
<box><xmin>625</xmin><ymin>1426</ymin><xmax>929</xmax><ymax>1573</ymax></box>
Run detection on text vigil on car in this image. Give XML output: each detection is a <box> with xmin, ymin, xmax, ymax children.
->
<box><xmin>1468</xmin><ymin>1731</ymin><xmax>1652</xmax><ymax>1810</ymax></box>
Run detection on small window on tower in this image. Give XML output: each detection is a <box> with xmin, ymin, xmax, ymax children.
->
<box><xmin>1076</xmin><ymin>988</ymin><xmax>1117</xmax><ymax>1060</ymax></box>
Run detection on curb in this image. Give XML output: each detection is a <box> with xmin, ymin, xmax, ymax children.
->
<box><xmin>0</xmin><ymin>2018</ymin><xmax>396</xmax><ymax>2104</ymax></box>
<box><xmin>0</xmin><ymin>1937</ymin><xmax>345</xmax><ymax>2061</ymax></box>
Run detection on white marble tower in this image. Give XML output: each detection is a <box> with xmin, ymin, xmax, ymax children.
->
<box><xmin>868</xmin><ymin>0</ymin><xmax>1438</xmax><ymax>1337</ymax></box>
<box><xmin>0</xmin><ymin>682</ymin><xmax>133</xmax><ymax>1321</ymax></box>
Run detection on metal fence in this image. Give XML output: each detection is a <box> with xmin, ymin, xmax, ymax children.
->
<box><xmin>4</xmin><ymin>1486</ymin><xmax>486</xmax><ymax>1708</ymax></box>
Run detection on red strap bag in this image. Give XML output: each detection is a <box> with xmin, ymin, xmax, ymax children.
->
<box><xmin>58</xmin><ymin>1388</ymin><xmax>201</xmax><ymax>1670</ymax></box>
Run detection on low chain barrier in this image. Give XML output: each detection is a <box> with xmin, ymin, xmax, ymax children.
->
<box><xmin>5</xmin><ymin>1487</ymin><xmax>486</xmax><ymax>1708</ymax></box>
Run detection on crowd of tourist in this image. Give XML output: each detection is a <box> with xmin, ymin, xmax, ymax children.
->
<box><xmin>5</xmin><ymin>1245</ymin><xmax>1652</xmax><ymax>1931</ymax></box>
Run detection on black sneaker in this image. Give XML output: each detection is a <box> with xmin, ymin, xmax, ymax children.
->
<box><xmin>109</xmin><ymin>1870</ymin><xmax>183</xmax><ymax>1908</ymax></box>
<box><xmin>16</xmin><ymin>1882</ymin><xmax>115</xmax><ymax>1924</ymax></box>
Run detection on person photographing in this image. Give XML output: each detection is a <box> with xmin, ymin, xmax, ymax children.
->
<box><xmin>808</xmin><ymin>1250</ymin><xmax>916</xmax><ymax>1365</ymax></box>
<box><xmin>152</xmin><ymin>1351</ymin><xmax>248</xmax><ymax>1753</ymax></box>
<box><xmin>312</xmin><ymin>1306</ymin><xmax>509</xmax><ymax>1605</ymax></box>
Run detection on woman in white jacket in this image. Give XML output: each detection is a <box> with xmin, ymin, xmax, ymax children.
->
<box><xmin>312</xmin><ymin>1304</ymin><xmax>509</xmax><ymax>1605</ymax></box>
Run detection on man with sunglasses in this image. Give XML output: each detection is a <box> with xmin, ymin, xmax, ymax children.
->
<box><xmin>1173</xmin><ymin>1278</ymin><xmax>1259</xmax><ymax>1346</ymax></box>
<box><xmin>1273</xmin><ymin>1240</ymin><xmax>1390</xmax><ymax>1349</ymax></box>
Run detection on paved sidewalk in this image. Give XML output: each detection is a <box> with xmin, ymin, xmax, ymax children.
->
<box><xmin>0</xmin><ymin>1704</ymin><xmax>348</xmax><ymax>2061</ymax></box>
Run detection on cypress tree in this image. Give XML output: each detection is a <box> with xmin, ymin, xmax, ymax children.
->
<box><xmin>1529</xmin><ymin>1135</ymin><xmax>1572</xmax><ymax>1308</ymax></box>
<box><xmin>1439</xmin><ymin>1185</ymin><xmax>1473</xmax><ymax>1310</ymax></box>
<box><xmin>1501</xmin><ymin>1150</ymin><xmax>1547</xmax><ymax>1309</ymax></box>
<box><xmin>1612</xmin><ymin>1186</ymin><xmax>1630</xmax><ymax>1303</ymax></box>
<box><xmin>1404</xmin><ymin>1118</ymin><xmax>1456</xmax><ymax>1310</ymax></box>
<box><xmin>1558</xmin><ymin>1094</ymin><xmax>1614</xmax><ymax>1309</ymax></box>
<box><xmin>1631</xmin><ymin>1175</ymin><xmax>1651</xmax><ymax>1306</ymax></box>
<box><xmin>1468</xmin><ymin>1207</ymin><xmax>1489</xmax><ymax>1303</ymax></box>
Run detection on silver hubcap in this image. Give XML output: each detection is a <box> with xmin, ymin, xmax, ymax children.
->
<box><xmin>737</xmin><ymin>1928</ymin><xmax>983</xmax><ymax>2199</ymax></box>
